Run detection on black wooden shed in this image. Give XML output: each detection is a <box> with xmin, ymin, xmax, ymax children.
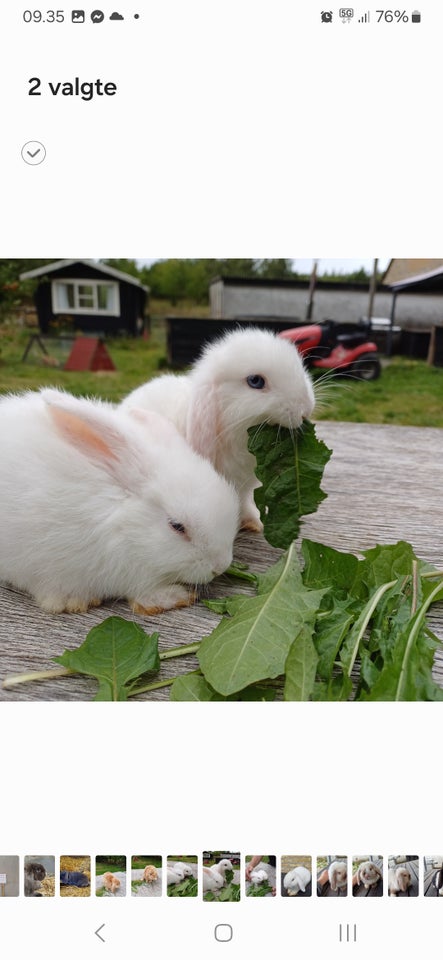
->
<box><xmin>19</xmin><ymin>259</ymin><xmax>149</xmax><ymax>336</ymax></box>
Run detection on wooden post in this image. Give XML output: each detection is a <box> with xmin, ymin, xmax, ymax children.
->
<box><xmin>427</xmin><ymin>325</ymin><xmax>436</xmax><ymax>365</ymax></box>
<box><xmin>305</xmin><ymin>260</ymin><xmax>318</xmax><ymax>321</ymax></box>
<box><xmin>367</xmin><ymin>258</ymin><xmax>378</xmax><ymax>327</ymax></box>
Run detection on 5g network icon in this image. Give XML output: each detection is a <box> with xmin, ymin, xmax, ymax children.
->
<box><xmin>339</xmin><ymin>7</ymin><xmax>354</xmax><ymax>20</ymax></box>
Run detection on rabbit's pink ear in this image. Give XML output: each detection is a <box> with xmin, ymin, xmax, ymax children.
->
<box><xmin>47</xmin><ymin>405</ymin><xmax>121</xmax><ymax>464</ymax></box>
<box><xmin>46</xmin><ymin>402</ymin><xmax>139</xmax><ymax>488</ymax></box>
<box><xmin>186</xmin><ymin>383</ymin><xmax>218</xmax><ymax>463</ymax></box>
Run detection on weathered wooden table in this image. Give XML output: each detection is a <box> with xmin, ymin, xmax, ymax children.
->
<box><xmin>1</xmin><ymin>421</ymin><xmax>442</xmax><ymax>701</ymax></box>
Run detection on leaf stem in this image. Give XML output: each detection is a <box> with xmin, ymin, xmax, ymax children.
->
<box><xmin>346</xmin><ymin>579</ymin><xmax>397</xmax><ymax>678</ymax></box>
<box><xmin>129</xmin><ymin>677</ymin><xmax>175</xmax><ymax>695</ymax></box>
<box><xmin>394</xmin><ymin>578</ymin><xmax>443</xmax><ymax>701</ymax></box>
<box><xmin>2</xmin><ymin>666</ymin><xmax>74</xmax><ymax>689</ymax></box>
<box><xmin>130</xmin><ymin>669</ymin><xmax>202</xmax><ymax>696</ymax></box>
<box><xmin>159</xmin><ymin>642</ymin><xmax>200</xmax><ymax>660</ymax></box>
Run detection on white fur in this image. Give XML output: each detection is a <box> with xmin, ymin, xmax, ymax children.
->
<box><xmin>388</xmin><ymin>866</ymin><xmax>411</xmax><ymax>896</ymax></box>
<box><xmin>356</xmin><ymin>861</ymin><xmax>382</xmax><ymax>888</ymax></box>
<box><xmin>283</xmin><ymin>866</ymin><xmax>311</xmax><ymax>896</ymax></box>
<box><xmin>328</xmin><ymin>860</ymin><xmax>347</xmax><ymax>892</ymax></box>
<box><xmin>121</xmin><ymin>328</ymin><xmax>315</xmax><ymax>530</ymax></box>
<box><xmin>173</xmin><ymin>862</ymin><xmax>194</xmax><ymax>877</ymax></box>
<box><xmin>0</xmin><ymin>389</ymin><xmax>239</xmax><ymax>614</ymax></box>
<box><xmin>202</xmin><ymin>866</ymin><xmax>224</xmax><ymax>892</ymax></box>
<box><xmin>210</xmin><ymin>858</ymin><xmax>233</xmax><ymax>878</ymax></box>
<box><xmin>250</xmin><ymin>869</ymin><xmax>268</xmax><ymax>884</ymax></box>
<box><xmin>167</xmin><ymin>866</ymin><xmax>185</xmax><ymax>885</ymax></box>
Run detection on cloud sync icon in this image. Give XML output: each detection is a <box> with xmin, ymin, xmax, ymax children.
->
<box><xmin>109</xmin><ymin>11</ymin><xmax>124</xmax><ymax>18</ymax></box>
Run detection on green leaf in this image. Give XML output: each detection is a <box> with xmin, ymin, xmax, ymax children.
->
<box><xmin>55</xmin><ymin>616</ymin><xmax>160</xmax><ymax>701</ymax></box>
<box><xmin>248</xmin><ymin>421</ymin><xmax>332</xmax><ymax>549</ymax></box>
<box><xmin>170</xmin><ymin>672</ymin><xmax>276</xmax><ymax>701</ymax></box>
<box><xmin>362</xmin><ymin>581</ymin><xmax>443</xmax><ymax>701</ymax></box>
<box><xmin>247</xmin><ymin>880</ymin><xmax>274</xmax><ymax>896</ymax></box>
<box><xmin>167</xmin><ymin>877</ymin><xmax>198</xmax><ymax>897</ymax></box>
<box><xmin>170</xmin><ymin>673</ymin><xmax>225</xmax><ymax>701</ymax></box>
<box><xmin>284</xmin><ymin>626</ymin><xmax>318</xmax><ymax>701</ymax></box>
<box><xmin>301</xmin><ymin>539</ymin><xmax>361</xmax><ymax>594</ymax></box>
<box><xmin>314</xmin><ymin>596</ymin><xmax>360</xmax><ymax>679</ymax></box>
<box><xmin>198</xmin><ymin>543</ymin><xmax>326</xmax><ymax>696</ymax></box>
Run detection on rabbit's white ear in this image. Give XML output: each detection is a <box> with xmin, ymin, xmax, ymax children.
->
<box><xmin>356</xmin><ymin>868</ymin><xmax>361</xmax><ymax>884</ymax></box>
<box><xmin>129</xmin><ymin>407</ymin><xmax>181</xmax><ymax>444</ymax></box>
<box><xmin>186</xmin><ymin>383</ymin><xmax>219</xmax><ymax>463</ymax></box>
<box><xmin>329</xmin><ymin>866</ymin><xmax>337</xmax><ymax>891</ymax></box>
<box><xmin>299</xmin><ymin>876</ymin><xmax>306</xmax><ymax>893</ymax></box>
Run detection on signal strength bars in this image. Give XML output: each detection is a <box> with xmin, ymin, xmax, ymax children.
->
<box><xmin>358</xmin><ymin>10</ymin><xmax>370</xmax><ymax>21</ymax></box>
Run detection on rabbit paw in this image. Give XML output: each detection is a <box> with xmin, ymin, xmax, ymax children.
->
<box><xmin>37</xmin><ymin>594</ymin><xmax>103</xmax><ymax>614</ymax></box>
<box><xmin>129</xmin><ymin>586</ymin><xmax>197</xmax><ymax>616</ymax></box>
<box><xmin>240</xmin><ymin>517</ymin><xmax>264</xmax><ymax>533</ymax></box>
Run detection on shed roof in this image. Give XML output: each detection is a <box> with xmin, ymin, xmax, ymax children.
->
<box><xmin>19</xmin><ymin>259</ymin><xmax>149</xmax><ymax>292</ymax></box>
<box><xmin>382</xmin><ymin>259</ymin><xmax>443</xmax><ymax>285</ymax></box>
<box><xmin>210</xmin><ymin>275</ymin><xmax>386</xmax><ymax>293</ymax></box>
<box><xmin>388</xmin><ymin>265</ymin><xmax>443</xmax><ymax>293</ymax></box>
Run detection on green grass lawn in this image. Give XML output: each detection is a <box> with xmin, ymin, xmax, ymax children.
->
<box><xmin>1</xmin><ymin>320</ymin><xmax>443</xmax><ymax>427</ymax></box>
<box><xmin>314</xmin><ymin>358</ymin><xmax>443</xmax><ymax>427</ymax></box>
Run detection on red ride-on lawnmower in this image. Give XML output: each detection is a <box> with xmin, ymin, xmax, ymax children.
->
<box><xmin>279</xmin><ymin>319</ymin><xmax>381</xmax><ymax>380</ymax></box>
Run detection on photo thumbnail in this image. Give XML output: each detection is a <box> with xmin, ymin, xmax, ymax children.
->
<box><xmin>352</xmin><ymin>856</ymin><xmax>383</xmax><ymax>896</ymax></box>
<box><xmin>24</xmin><ymin>855</ymin><xmax>55</xmax><ymax>897</ymax></box>
<box><xmin>131</xmin><ymin>856</ymin><xmax>162</xmax><ymax>897</ymax></box>
<box><xmin>245</xmin><ymin>855</ymin><xmax>276</xmax><ymax>897</ymax></box>
<box><xmin>317</xmin><ymin>856</ymin><xmax>348</xmax><ymax>897</ymax></box>
<box><xmin>95</xmin><ymin>856</ymin><xmax>126</xmax><ymax>897</ymax></box>
<box><xmin>167</xmin><ymin>856</ymin><xmax>198</xmax><ymax>897</ymax></box>
<box><xmin>202</xmin><ymin>852</ymin><xmax>240</xmax><ymax>901</ymax></box>
<box><xmin>0</xmin><ymin>258</ymin><xmax>442</xmax><ymax>703</ymax></box>
<box><xmin>59</xmin><ymin>856</ymin><xmax>91</xmax><ymax>897</ymax></box>
<box><xmin>281</xmin><ymin>856</ymin><xmax>312</xmax><ymax>897</ymax></box>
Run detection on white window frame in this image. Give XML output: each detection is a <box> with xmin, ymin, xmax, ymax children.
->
<box><xmin>51</xmin><ymin>279</ymin><xmax>120</xmax><ymax>316</ymax></box>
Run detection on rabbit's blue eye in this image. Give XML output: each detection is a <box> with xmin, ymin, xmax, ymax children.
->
<box><xmin>246</xmin><ymin>375</ymin><xmax>266</xmax><ymax>389</ymax></box>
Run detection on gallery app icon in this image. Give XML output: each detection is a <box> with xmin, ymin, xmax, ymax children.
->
<box><xmin>71</xmin><ymin>10</ymin><xmax>85</xmax><ymax>22</ymax></box>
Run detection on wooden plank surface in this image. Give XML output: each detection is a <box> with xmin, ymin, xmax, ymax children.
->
<box><xmin>1</xmin><ymin>420</ymin><xmax>442</xmax><ymax>701</ymax></box>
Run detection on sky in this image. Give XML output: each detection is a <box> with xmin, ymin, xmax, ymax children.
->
<box><xmin>292</xmin><ymin>258</ymin><xmax>390</xmax><ymax>276</ymax></box>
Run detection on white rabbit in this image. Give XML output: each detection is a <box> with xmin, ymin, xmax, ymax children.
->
<box><xmin>211</xmin><ymin>858</ymin><xmax>233</xmax><ymax>878</ymax></box>
<box><xmin>202</xmin><ymin>866</ymin><xmax>224</xmax><ymax>892</ymax></box>
<box><xmin>356</xmin><ymin>861</ymin><xmax>382</xmax><ymax>889</ymax></box>
<box><xmin>172</xmin><ymin>862</ymin><xmax>194</xmax><ymax>877</ymax></box>
<box><xmin>283</xmin><ymin>866</ymin><xmax>311</xmax><ymax>896</ymax></box>
<box><xmin>328</xmin><ymin>860</ymin><xmax>347</xmax><ymax>893</ymax></box>
<box><xmin>121</xmin><ymin>327</ymin><xmax>315</xmax><ymax>531</ymax></box>
<box><xmin>167</xmin><ymin>866</ymin><xmax>185</xmax><ymax>885</ymax></box>
<box><xmin>388</xmin><ymin>866</ymin><xmax>411</xmax><ymax>896</ymax></box>
<box><xmin>250</xmin><ymin>869</ymin><xmax>268</xmax><ymax>884</ymax></box>
<box><xmin>0</xmin><ymin>389</ymin><xmax>239</xmax><ymax>615</ymax></box>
